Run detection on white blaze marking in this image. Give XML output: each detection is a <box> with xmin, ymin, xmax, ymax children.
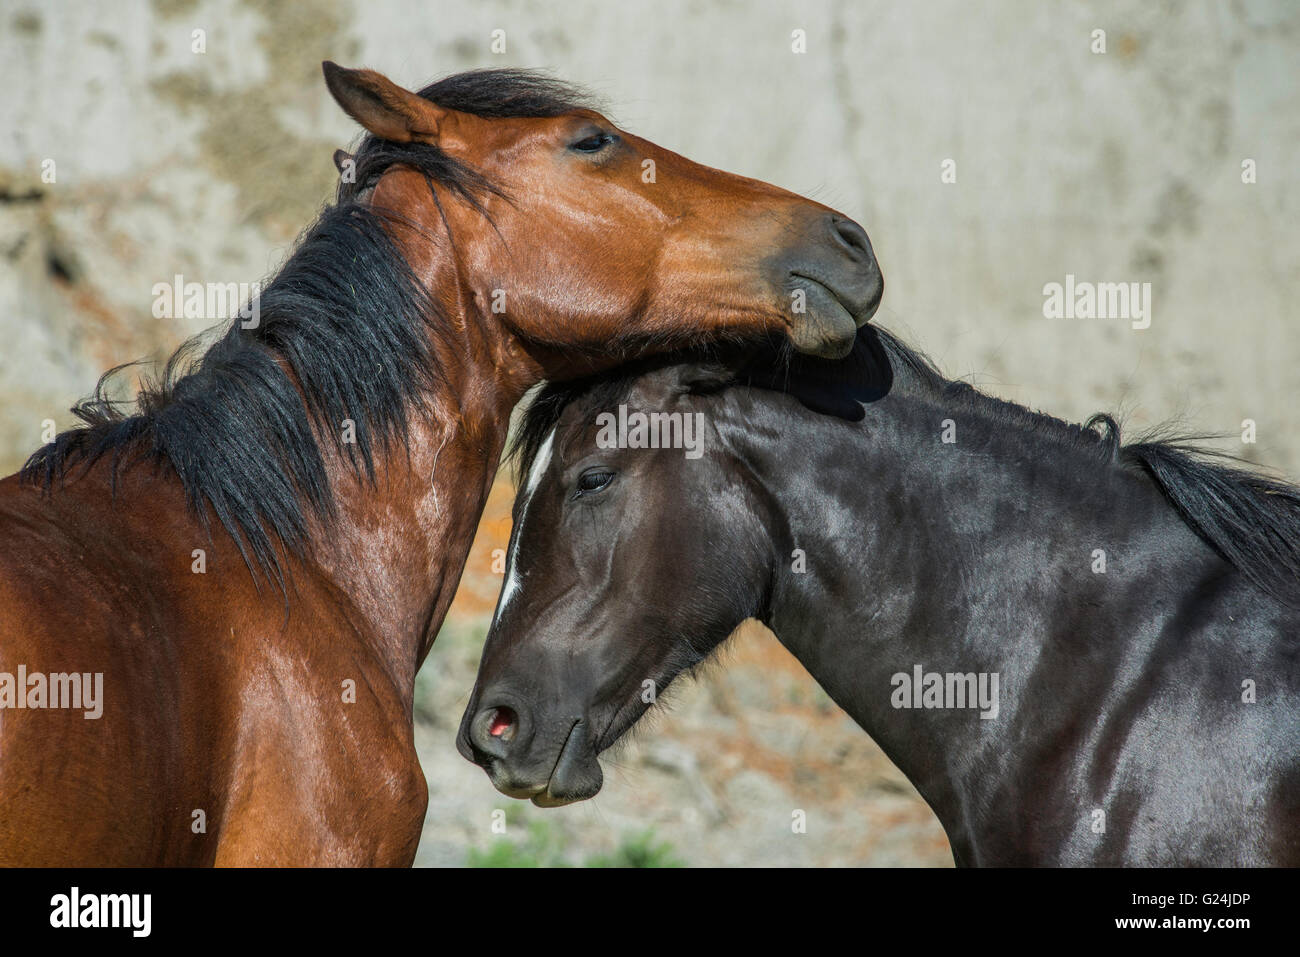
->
<box><xmin>494</xmin><ymin>428</ymin><xmax>555</xmax><ymax>623</ymax></box>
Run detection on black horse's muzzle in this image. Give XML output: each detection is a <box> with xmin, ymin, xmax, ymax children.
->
<box><xmin>457</xmin><ymin>694</ymin><xmax>604</xmax><ymax>806</ymax></box>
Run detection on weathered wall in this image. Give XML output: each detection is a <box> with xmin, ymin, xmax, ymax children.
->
<box><xmin>2</xmin><ymin>0</ymin><xmax>1296</xmax><ymax>865</ymax></box>
<box><xmin>4</xmin><ymin>0</ymin><xmax>1297</xmax><ymax>475</ymax></box>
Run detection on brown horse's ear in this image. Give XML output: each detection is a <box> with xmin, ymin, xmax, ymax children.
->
<box><xmin>322</xmin><ymin>61</ymin><xmax>446</xmax><ymax>143</ymax></box>
<box><xmin>332</xmin><ymin>149</ymin><xmax>352</xmax><ymax>173</ymax></box>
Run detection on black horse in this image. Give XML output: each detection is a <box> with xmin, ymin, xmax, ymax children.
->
<box><xmin>457</xmin><ymin>326</ymin><xmax>1300</xmax><ymax>866</ymax></box>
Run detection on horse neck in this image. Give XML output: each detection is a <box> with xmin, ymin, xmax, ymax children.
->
<box><xmin>303</xmin><ymin>245</ymin><xmax>536</xmax><ymax>706</ymax></box>
<box><xmin>742</xmin><ymin>384</ymin><xmax>1198</xmax><ymax>861</ymax></box>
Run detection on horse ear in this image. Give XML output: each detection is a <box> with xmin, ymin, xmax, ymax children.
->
<box><xmin>620</xmin><ymin>360</ymin><xmax>737</xmax><ymax>409</ymax></box>
<box><xmin>658</xmin><ymin>360</ymin><xmax>739</xmax><ymax>397</ymax></box>
<box><xmin>322</xmin><ymin>62</ymin><xmax>447</xmax><ymax>143</ymax></box>
<box><xmin>332</xmin><ymin>149</ymin><xmax>352</xmax><ymax>174</ymax></box>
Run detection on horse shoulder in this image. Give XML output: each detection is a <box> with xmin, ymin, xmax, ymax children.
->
<box><xmin>212</xmin><ymin>601</ymin><xmax>428</xmax><ymax>865</ymax></box>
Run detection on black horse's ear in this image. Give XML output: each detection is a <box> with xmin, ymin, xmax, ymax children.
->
<box><xmin>743</xmin><ymin>326</ymin><xmax>891</xmax><ymax>421</ymax></box>
<box><xmin>633</xmin><ymin>357</ymin><xmax>740</xmax><ymax>399</ymax></box>
<box><xmin>333</xmin><ymin>149</ymin><xmax>353</xmax><ymax>174</ymax></box>
<box><xmin>675</xmin><ymin>361</ymin><xmax>740</xmax><ymax>395</ymax></box>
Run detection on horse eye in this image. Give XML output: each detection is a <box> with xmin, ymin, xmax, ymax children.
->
<box><xmin>570</xmin><ymin>132</ymin><xmax>616</xmax><ymax>153</ymax></box>
<box><xmin>576</xmin><ymin>468</ymin><xmax>616</xmax><ymax>494</ymax></box>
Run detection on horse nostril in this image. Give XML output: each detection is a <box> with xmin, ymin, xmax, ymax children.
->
<box><xmin>830</xmin><ymin>215</ymin><xmax>872</xmax><ymax>262</ymax></box>
<box><xmin>488</xmin><ymin>706</ymin><xmax>517</xmax><ymax>742</ymax></box>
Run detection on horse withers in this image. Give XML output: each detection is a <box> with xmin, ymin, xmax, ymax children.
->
<box><xmin>0</xmin><ymin>65</ymin><xmax>881</xmax><ymax>865</ymax></box>
<box><xmin>459</xmin><ymin>328</ymin><xmax>1300</xmax><ymax>866</ymax></box>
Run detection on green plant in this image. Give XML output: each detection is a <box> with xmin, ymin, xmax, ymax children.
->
<box><xmin>466</xmin><ymin>822</ymin><xmax>684</xmax><ymax>868</ymax></box>
<box><xmin>584</xmin><ymin>830</ymin><xmax>685</xmax><ymax>868</ymax></box>
<box><xmin>466</xmin><ymin>820</ymin><xmax>569</xmax><ymax>868</ymax></box>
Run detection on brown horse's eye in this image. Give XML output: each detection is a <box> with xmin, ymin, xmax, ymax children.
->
<box><xmin>570</xmin><ymin>132</ymin><xmax>617</xmax><ymax>154</ymax></box>
<box><xmin>576</xmin><ymin>468</ymin><xmax>616</xmax><ymax>494</ymax></box>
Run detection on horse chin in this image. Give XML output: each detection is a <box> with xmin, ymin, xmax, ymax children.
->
<box><xmin>789</xmin><ymin>286</ymin><xmax>861</xmax><ymax>358</ymax></box>
<box><xmin>487</xmin><ymin>775</ymin><xmax>548</xmax><ymax>802</ymax></box>
<box><xmin>532</xmin><ymin>727</ymin><xmax>604</xmax><ymax>807</ymax></box>
<box><xmin>531</xmin><ymin>767</ymin><xmax>603</xmax><ymax>805</ymax></box>
<box><xmin>531</xmin><ymin>787</ymin><xmax>592</xmax><ymax>808</ymax></box>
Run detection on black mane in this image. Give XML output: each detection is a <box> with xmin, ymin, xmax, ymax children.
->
<box><xmin>513</xmin><ymin>326</ymin><xmax>1300</xmax><ymax>606</ymax></box>
<box><xmin>21</xmin><ymin>69</ymin><xmax>593</xmax><ymax>589</ymax></box>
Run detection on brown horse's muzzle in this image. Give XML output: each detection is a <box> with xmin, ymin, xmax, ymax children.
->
<box><xmin>775</xmin><ymin>212</ymin><xmax>883</xmax><ymax>358</ymax></box>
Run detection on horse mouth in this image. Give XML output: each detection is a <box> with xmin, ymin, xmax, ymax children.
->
<box><xmin>531</xmin><ymin>719</ymin><xmax>602</xmax><ymax>807</ymax></box>
<box><xmin>531</xmin><ymin>787</ymin><xmax>583</xmax><ymax>808</ymax></box>
<box><xmin>794</xmin><ymin>273</ymin><xmax>881</xmax><ymax>323</ymax></box>
<box><xmin>788</xmin><ymin>274</ymin><xmax>873</xmax><ymax>358</ymax></box>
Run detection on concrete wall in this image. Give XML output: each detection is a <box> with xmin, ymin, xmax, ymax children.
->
<box><xmin>3</xmin><ymin>0</ymin><xmax>1297</xmax><ymax>475</ymax></box>
<box><xmin>2</xmin><ymin>0</ymin><xmax>1297</xmax><ymax>865</ymax></box>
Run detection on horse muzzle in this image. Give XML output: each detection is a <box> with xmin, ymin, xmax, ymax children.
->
<box><xmin>458</xmin><ymin>699</ymin><xmax>604</xmax><ymax>806</ymax></box>
<box><xmin>776</xmin><ymin>213</ymin><xmax>884</xmax><ymax>358</ymax></box>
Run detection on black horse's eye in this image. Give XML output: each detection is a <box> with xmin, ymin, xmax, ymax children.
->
<box><xmin>576</xmin><ymin>468</ymin><xmax>616</xmax><ymax>495</ymax></box>
<box><xmin>570</xmin><ymin>132</ymin><xmax>617</xmax><ymax>153</ymax></box>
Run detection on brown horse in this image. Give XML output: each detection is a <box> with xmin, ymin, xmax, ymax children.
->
<box><xmin>0</xmin><ymin>65</ymin><xmax>880</xmax><ymax>865</ymax></box>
